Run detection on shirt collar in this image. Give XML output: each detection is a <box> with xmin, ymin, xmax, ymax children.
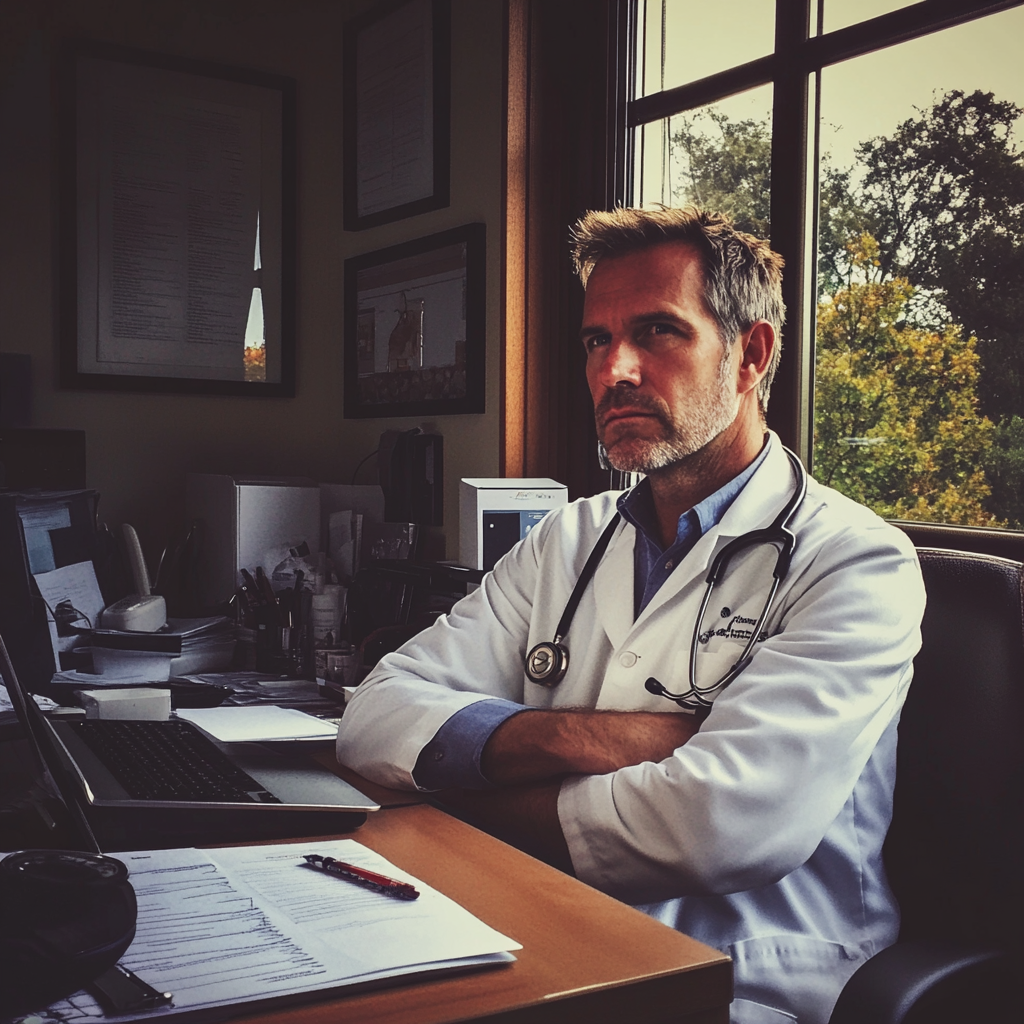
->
<box><xmin>616</xmin><ymin>435</ymin><xmax>772</xmax><ymax>550</ymax></box>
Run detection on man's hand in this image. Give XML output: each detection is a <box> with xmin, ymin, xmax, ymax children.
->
<box><xmin>480</xmin><ymin>708</ymin><xmax>700</xmax><ymax>786</ymax></box>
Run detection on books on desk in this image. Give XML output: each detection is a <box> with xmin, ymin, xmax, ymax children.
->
<box><xmin>36</xmin><ymin>838</ymin><xmax>520</xmax><ymax>1024</ymax></box>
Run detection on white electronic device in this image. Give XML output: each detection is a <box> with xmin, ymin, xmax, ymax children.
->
<box><xmin>99</xmin><ymin>524</ymin><xmax>167</xmax><ymax>632</ymax></box>
<box><xmin>185</xmin><ymin>475</ymin><xmax>321</xmax><ymax>607</ymax></box>
<box><xmin>459</xmin><ymin>478</ymin><xmax>568</xmax><ymax>571</ymax></box>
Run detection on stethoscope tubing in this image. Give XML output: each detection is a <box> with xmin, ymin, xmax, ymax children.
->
<box><xmin>525</xmin><ymin>446</ymin><xmax>809</xmax><ymax>708</ymax></box>
<box><xmin>676</xmin><ymin>447</ymin><xmax>807</xmax><ymax>705</ymax></box>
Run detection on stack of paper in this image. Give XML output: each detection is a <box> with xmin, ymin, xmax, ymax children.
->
<box><xmin>39</xmin><ymin>839</ymin><xmax>519</xmax><ymax>1023</ymax></box>
<box><xmin>175</xmin><ymin>705</ymin><xmax>339</xmax><ymax>742</ymax></box>
<box><xmin>53</xmin><ymin>617</ymin><xmax>238</xmax><ymax>683</ymax></box>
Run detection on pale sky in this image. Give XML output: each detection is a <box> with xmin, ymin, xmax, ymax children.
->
<box><xmin>639</xmin><ymin>0</ymin><xmax>1024</xmax><ymax>178</ymax></box>
<box><xmin>821</xmin><ymin>5</ymin><xmax>1024</xmax><ymax>171</ymax></box>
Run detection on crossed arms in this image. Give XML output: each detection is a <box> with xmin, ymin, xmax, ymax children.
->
<box><xmin>435</xmin><ymin>709</ymin><xmax>701</xmax><ymax>872</ymax></box>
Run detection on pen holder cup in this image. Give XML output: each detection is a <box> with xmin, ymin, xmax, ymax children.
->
<box><xmin>255</xmin><ymin>623</ymin><xmax>310</xmax><ymax>678</ymax></box>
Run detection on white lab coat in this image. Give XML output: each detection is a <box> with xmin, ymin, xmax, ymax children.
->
<box><xmin>338</xmin><ymin>436</ymin><xmax>926</xmax><ymax>1024</ymax></box>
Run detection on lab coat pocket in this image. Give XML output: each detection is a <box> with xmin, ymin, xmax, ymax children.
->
<box><xmin>671</xmin><ymin>637</ymin><xmax>753</xmax><ymax>702</ymax></box>
<box><xmin>727</xmin><ymin>934</ymin><xmax>865</xmax><ymax>1024</ymax></box>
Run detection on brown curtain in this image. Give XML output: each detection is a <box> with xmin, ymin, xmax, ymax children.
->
<box><xmin>502</xmin><ymin>0</ymin><xmax>622</xmax><ymax>500</ymax></box>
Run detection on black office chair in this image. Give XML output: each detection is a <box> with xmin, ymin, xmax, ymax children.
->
<box><xmin>829</xmin><ymin>547</ymin><xmax>1024</xmax><ymax>1024</ymax></box>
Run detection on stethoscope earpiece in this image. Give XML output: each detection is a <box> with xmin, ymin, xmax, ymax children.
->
<box><xmin>525</xmin><ymin>641</ymin><xmax>569</xmax><ymax>686</ymax></box>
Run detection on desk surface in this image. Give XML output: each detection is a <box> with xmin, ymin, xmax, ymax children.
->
<box><xmin>242</xmin><ymin>803</ymin><xmax>732</xmax><ymax>1024</ymax></box>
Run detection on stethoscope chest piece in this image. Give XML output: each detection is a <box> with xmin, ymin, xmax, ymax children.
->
<box><xmin>526</xmin><ymin>640</ymin><xmax>569</xmax><ymax>686</ymax></box>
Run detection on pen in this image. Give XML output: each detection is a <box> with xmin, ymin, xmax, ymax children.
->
<box><xmin>302</xmin><ymin>854</ymin><xmax>419</xmax><ymax>900</ymax></box>
<box><xmin>240</xmin><ymin>568</ymin><xmax>262</xmax><ymax>603</ymax></box>
<box><xmin>255</xmin><ymin>566</ymin><xmax>280</xmax><ymax>624</ymax></box>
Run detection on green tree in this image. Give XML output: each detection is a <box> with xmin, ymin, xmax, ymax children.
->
<box><xmin>674</xmin><ymin>98</ymin><xmax>1024</xmax><ymax>526</ymax></box>
<box><xmin>814</xmin><ymin>240</ymin><xmax>1000</xmax><ymax>527</ymax></box>
<box><xmin>821</xmin><ymin>90</ymin><xmax>1024</xmax><ymax>422</ymax></box>
<box><xmin>670</xmin><ymin>109</ymin><xmax>771</xmax><ymax>237</ymax></box>
<box><xmin>983</xmin><ymin>416</ymin><xmax>1024</xmax><ymax>528</ymax></box>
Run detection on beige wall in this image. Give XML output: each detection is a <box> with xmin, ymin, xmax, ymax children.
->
<box><xmin>0</xmin><ymin>0</ymin><xmax>504</xmax><ymax>566</ymax></box>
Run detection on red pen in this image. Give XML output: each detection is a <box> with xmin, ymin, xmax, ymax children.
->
<box><xmin>302</xmin><ymin>854</ymin><xmax>419</xmax><ymax>900</ymax></box>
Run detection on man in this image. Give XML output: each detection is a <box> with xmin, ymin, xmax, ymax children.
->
<box><xmin>338</xmin><ymin>207</ymin><xmax>926</xmax><ymax>1024</ymax></box>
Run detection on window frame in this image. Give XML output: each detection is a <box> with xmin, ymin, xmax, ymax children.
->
<box><xmin>619</xmin><ymin>0</ymin><xmax>1024</xmax><ymax>452</ymax></box>
<box><xmin>614</xmin><ymin>0</ymin><xmax>1024</xmax><ymax>550</ymax></box>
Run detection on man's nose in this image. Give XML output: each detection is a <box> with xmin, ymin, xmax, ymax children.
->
<box><xmin>598</xmin><ymin>337</ymin><xmax>643</xmax><ymax>389</ymax></box>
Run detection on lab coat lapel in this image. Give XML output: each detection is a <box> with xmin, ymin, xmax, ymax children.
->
<box><xmin>592</xmin><ymin>519</ymin><xmax>635</xmax><ymax>652</ymax></box>
<box><xmin>630</xmin><ymin>435</ymin><xmax>799</xmax><ymax>629</ymax></box>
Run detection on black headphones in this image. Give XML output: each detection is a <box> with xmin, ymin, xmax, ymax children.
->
<box><xmin>0</xmin><ymin>849</ymin><xmax>137</xmax><ymax>1017</ymax></box>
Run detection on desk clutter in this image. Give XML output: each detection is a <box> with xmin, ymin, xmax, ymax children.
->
<box><xmin>1</xmin><ymin>840</ymin><xmax>520</xmax><ymax>1023</ymax></box>
<box><xmin>0</xmin><ymin>473</ymin><xmax>484</xmax><ymax>707</ymax></box>
<box><xmin>0</xmin><ymin>459</ymin><xmax>726</xmax><ymax>1024</ymax></box>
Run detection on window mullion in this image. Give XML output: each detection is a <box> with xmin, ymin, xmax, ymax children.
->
<box><xmin>767</xmin><ymin>0</ymin><xmax>815</xmax><ymax>458</ymax></box>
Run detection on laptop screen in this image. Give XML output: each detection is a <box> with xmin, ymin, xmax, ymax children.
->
<box><xmin>0</xmin><ymin>633</ymin><xmax>99</xmax><ymax>852</ymax></box>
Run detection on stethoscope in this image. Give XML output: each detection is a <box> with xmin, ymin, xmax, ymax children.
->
<box><xmin>524</xmin><ymin>448</ymin><xmax>808</xmax><ymax>711</ymax></box>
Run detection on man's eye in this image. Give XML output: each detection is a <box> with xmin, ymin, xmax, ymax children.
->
<box><xmin>583</xmin><ymin>334</ymin><xmax>609</xmax><ymax>351</ymax></box>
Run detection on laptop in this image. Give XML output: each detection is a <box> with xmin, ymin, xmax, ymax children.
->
<box><xmin>0</xmin><ymin>634</ymin><xmax>379</xmax><ymax>850</ymax></box>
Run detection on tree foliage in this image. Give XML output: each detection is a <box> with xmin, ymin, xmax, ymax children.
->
<box><xmin>667</xmin><ymin>90</ymin><xmax>1024</xmax><ymax>526</ymax></box>
<box><xmin>814</xmin><ymin>240</ymin><xmax>1000</xmax><ymax>527</ymax></box>
<box><xmin>819</xmin><ymin>90</ymin><xmax>1024</xmax><ymax>421</ymax></box>
<box><xmin>670</xmin><ymin>109</ymin><xmax>771</xmax><ymax>237</ymax></box>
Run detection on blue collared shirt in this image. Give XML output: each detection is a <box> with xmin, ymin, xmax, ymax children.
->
<box><xmin>412</xmin><ymin>439</ymin><xmax>772</xmax><ymax>790</ymax></box>
<box><xmin>619</xmin><ymin>444</ymin><xmax>768</xmax><ymax>617</ymax></box>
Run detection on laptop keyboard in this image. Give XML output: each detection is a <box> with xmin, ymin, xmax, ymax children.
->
<box><xmin>67</xmin><ymin>719</ymin><xmax>282</xmax><ymax>803</ymax></box>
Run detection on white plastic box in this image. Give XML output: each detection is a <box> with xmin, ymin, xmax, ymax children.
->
<box><xmin>185</xmin><ymin>476</ymin><xmax>321</xmax><ymax>607</ymax></box>
<box><xmin>459</xmin><ymin>478</ymin><xmax>567</xmax><ymax>571</ymax></box>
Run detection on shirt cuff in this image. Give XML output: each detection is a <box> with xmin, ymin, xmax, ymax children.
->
<box><xmin>412</xmin><ymin>698</ymin><xmax>527</xmax><ymax>791</ymax></box>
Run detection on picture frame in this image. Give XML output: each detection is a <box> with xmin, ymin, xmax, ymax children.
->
<box><xmin>344</xmin><ymin>224</ymin><xmax>485</xmax><ymax>418</ymax></box>
<box><xmin>59</xmin><ymin>39</ymin><xmax>296</xmax><ymax>396</ymax></box>
<box><xmin>343</xmin><ymin>0</ymin><xmax>451</xmax><ymax>230</ymax></box>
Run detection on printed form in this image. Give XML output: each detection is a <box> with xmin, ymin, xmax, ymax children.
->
<box><xmin>34</xmin><ymin>839</ymin><xmax>519</xmax><ymax>1023</ymax></box>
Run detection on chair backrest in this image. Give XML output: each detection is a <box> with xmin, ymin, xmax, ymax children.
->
<box><xmin>884</xmin><ymin>547</ymin><xmax>1024</xmax><ymax>947</ymax></box>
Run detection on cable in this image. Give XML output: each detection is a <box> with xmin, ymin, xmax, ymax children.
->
<box><xmin>350</xmin><ymin>448</ymin><xmax>379</xmax><ymax>485</ymax></box>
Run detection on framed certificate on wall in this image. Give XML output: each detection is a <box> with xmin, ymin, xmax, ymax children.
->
<box><xmin>343</xmin><ymin>0</ymin><xmax>451</xmax><ymax>230</ymax></box>
<box><xmin>59</xmin><ymin>39</ymin><xmax>296</xmax><ymax>396</ymax></box>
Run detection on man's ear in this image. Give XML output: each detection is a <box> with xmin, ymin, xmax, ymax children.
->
<box><xmin>736</xmin><ymin>321</ymin><xmax>775</xmax><ymax>396</ymax></box>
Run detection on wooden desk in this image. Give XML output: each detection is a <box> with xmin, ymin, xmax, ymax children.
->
<box><xmin>243</xmin><ymin>803</ymin><xmax>732</xmax><ymax>1024</ymax></box>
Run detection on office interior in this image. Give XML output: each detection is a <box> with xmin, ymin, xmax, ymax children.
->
<box><xmin>0</xmin><ymin>0</ymin><xmax>520</xmax><ymax>566</ymax></box>
<box><xmin>1</xmin><ymin>4</ymin><xmax>1022</xmax><ymax>1021</ymax></box>
<box><xmin>6</xmin><ymin>0</ymin><xmax>1024</xmax><ymax>575</ymax></box>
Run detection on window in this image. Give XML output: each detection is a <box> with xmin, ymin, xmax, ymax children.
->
<box><xmin>624</xmin><ymin>0</ymin><xmax>1024</xmax><ymax>532</ymax></box>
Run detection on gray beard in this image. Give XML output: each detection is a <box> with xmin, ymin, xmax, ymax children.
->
<box><xmin>600</xmin><ymin>350</ymin><xmax>738</xmax><ymax>474</ymax></box>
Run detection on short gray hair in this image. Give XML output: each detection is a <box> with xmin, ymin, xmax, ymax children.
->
<box><xmin>571</xmin><ymin>206</ymin><xmax>786</xmax><ymax>411</ymax></box>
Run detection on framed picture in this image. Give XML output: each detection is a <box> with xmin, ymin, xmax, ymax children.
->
<box><xmin>344</xmin><ymin>224</ymin><xmax>485</xmax><ymax>418</ymax></box>
<box><xmin>59</xmin><ymin>39</ymin><xmax>296</xmax><ymax>396</ymax></box>
<box><xmin>344</xmin><ymin>0</ymin><xmax>451</xmax><ymax>230</ymax></box>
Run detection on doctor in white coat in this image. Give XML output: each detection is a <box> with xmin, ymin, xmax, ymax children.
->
<box><xmin>338</xmin><ymin>207</ymin><xmax>926</xmax><ymax>1024</ymax></box>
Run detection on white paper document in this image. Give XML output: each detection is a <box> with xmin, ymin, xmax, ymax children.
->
<box><xmin>40</xmin><ymin>839</ymin><xmax>519</xmax><ymax>1023</ymax></box>
<box><xmin>175</xmin><ymin>705</ymin><xmax>339</xmax><ymax>742</ymax></box>
<box><xmin>32</xmin><ymin>560</ymin><xmax>107</xmax><ymax>664</ymax></box>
